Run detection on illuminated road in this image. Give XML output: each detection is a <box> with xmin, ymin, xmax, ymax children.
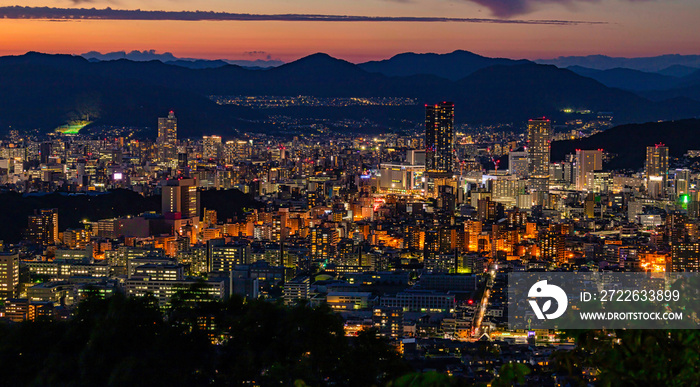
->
<box><xmin>473</xmin><ymin>265</ymin><xmax>496</xmax><ymax>338</ymax></box>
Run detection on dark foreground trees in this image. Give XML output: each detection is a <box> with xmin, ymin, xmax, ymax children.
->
<box><xmin>553</xmin><ymin>329</ymin><xmax>700</xmax><ymax>386</ymax></box>
<box><xmin>8</xmin><ymin>293</ymin><xmax>699</xmax><ymax>386</ymax></box>
<box><xmin>0</xmin><ymin>294</ymin><xmax>409</xmax><ymax>386</ymax></box>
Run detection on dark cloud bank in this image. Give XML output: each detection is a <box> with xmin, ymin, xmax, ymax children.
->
<box><xmin>0</xmin><ymin>6</ymin><xmax>605</xmax><ymax>25</ymax></box>
<box><xmin>463</xmin><ymin>0</ymin><xmax>651</xmax><ymax>18</ymax></box>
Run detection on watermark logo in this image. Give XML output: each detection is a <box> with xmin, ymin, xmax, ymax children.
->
<box><xmin>510</xmin><ymin>273</ymin><xmax>697</xmax><ymax>329</ymax></box>
<box><xmin>528</xmin><ymin>280</ymin><xmax>568</xmax><ymax>320</ymax></box>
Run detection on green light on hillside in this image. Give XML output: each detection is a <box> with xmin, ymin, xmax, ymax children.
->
<box><xmin>55</xmin><ymin>120</ymin><xmax>91</xmax><ymax>135</ymax></box>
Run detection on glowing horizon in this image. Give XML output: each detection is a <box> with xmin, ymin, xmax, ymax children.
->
<box><xmin>0</xmin><ymin>0</ymin><xmax>698</xmax><ymax>63</ymax></box>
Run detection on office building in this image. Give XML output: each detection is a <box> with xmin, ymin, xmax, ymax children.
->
<box><xmin>0</xmin><ymin>252</ymin><xmax>19</xmax><ymax>299</ymax></box>
<box><xmin>310</xmin><ymin>227</ymin><xmax>339</xmax><ymax>260</ymax></box>
<box><xmin>27</xmin><ymin>261</ymin><xmax>109</xmax><ymax>279</ymax></box>
<box><xmin>162</xmin><ymin>178</ymin><xmax>200</xmax><ymax>220</ymax></box>
<box><xmin>584</xmin><ymin>192</ymin><xmax>596</xmax><ymax>219</ymax></box>
<box><xmin>26</xmin><ymin>208</ymin><xmax>59</xmax><ymax>246</ymax></box>
<box><xmin>40</xmin><ymin>141</ymin><xmax>52</xmax><ymax>164</ymax></box>
<box><xmin>284</xmin><ymin>276</ymin><xmax>310</xmax><ymax>305</ymax></box>
<box><xmin>425</xmin><ymin>102</ymin><xmax>455</xmax><ymax>176</ymax></box>
<box><xmin>157</xmin><ymin>111</ymin><xmax>178</xmax><ymax>165</ymax></box>
<box><xmin>378</xmin><ymin>163</ymin><xmax>425</xmax><ymax>192</ymax></box>
<box><xmin>326</xmin><ymin>292</ymin><xmax>373</xmax><ymax>311</ymax></box>
<box><xmin>674</xmin><ymin>169</ymin><xmax>691</xmax><ymax>198</ymax></box>
<box><xmin>208</xmin><ymin>241</ymin><xmax>251</xmax><ymax>273</ymax></box>
<box><xmin>575</xmin><ymin>149</ymin><xmax>603</xmax><ymax>191</ymax></box>
<box><xmin>527</xmin><ymin>118</ymin><xmax>551</xmax><ymax>202</ymax></box>
<box><xmin>671</xmin><ymin>242</ymin><xmax>700</xmax><ymax>272</ymax></box>
<box><xmin>508</xmin><ymin>150</ymin><xmax>528</xmax><ymax>178</ymax></box>
<box><xmin>125</xmin><ymin>278</ymin><xmax>226</xmax><ymax>306</ymax></box>
<box><xmin>550</xmin><ymin>161</ymin><xmax>573</xmax><ymax>187</ymax></box>
<box><xmin>646</xmin><ymin>144</ymin><xmax>669</xmax><ymax>198</ymax></box>
<box><xmin>379</xmin><ymin>290</ymin><xmax>456</xmax><ymax>313</ymax></box>
<box><xmin>62</xmin><ymin>228</ymin><xmax>91</xmax><ymax>249</ymax></box>
<box><xmin>203</xmin><ymin>135</ymin><xmax>222</xmax><ymax>160</ymax></box>
<box><xmin>406</xmin><ymin>149</ymin><xmax>426</xmax><ymax>165</ymax></box>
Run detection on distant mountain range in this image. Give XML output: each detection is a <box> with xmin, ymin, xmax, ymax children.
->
<box><xmin>1</xmin><ymin>51</ymin><xmax>700</xmax><ymax>137</ymax></box>
<box><xmin>81</xmin><ymin>50</ymin><xmax>700</xmax><ymax>76</ymax></box>
<box><xmin>81</xmin><ymin>50</ymin><xmax>700</xmax><ymax>74</ymax></box>
<box><xmin>81</xmin><ymin>50</ymin><xmax>284</xmax><ymax>69</ymax></box>
<box><xmin>356</xmin><ymin>51</ymin><xmax>700</xmax><ymax>98</ymax></box>
<box><xmin>565</xmin><ymin>66</ymin><xmax>680</xmax><ymax>91</ymax></box>
<box><xmin>560</xmin><ymin>64</ymin><xmax>700</xmax><ymax>102</ymax></box>
<box><xmin>535</xmin><ymin>54</ymin><xmax>700</xmax><ymax>72</ymax></box>
<box><xmin>80</xmin><ymin>50</ymin><xmax>700</xmax><ymax>98</ymax></box>
<box><xmin>657</xmin><ymin>65</ymin><xmax>699</xmax><ymax>78</ymax></box>
<box><xmin>357</xmin><ymin>50</ymin><xmax>531</xmax><ymax>81</ymax></box>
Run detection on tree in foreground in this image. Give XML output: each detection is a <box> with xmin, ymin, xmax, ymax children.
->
<box><xmin>0</xmin><ymin>292</ymin><xmax>410</xmax><ymax>386</ymax></box>
<box><xmin>553</xmin><ymin>329</ymin><xmax>700</xmax><ymax>386</ymax></box>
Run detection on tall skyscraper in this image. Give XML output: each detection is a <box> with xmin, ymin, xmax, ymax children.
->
<box><xmin>646</xmin><ymin>144</ymin><xmax>669</xmax><ymax>198</ymax></box>
<box><xmin>40</xmin><ymin>141</ymin><xmax>52</xmax><ymax>164</ymax></box>
<box><xmin>425</xmin><ymin>102</ymin><xmax>455</xmax><ymax>176</ymax></box>
<box><xmin>0</xmin><ymin>252</ymin><xmax>19</xmax><ymax>299</ymax></box>
<box><xmin>527</xmin><ymin>118</ymin><xmax>551</xmax><ymax>200</ymax></box>
<box><xmin>157</xmin><ymin>111</ymin><xmax>178</xmax><ymax>165</ymax></box>
<box><xmin>162</xmin><ymin>178</ymin><xmax>200</xmax><ymax>220</ymax></box>
<box><xmin>575</xmin><ymin>149</ymin><xmax>603</xmax><ymax>191</ymax></box>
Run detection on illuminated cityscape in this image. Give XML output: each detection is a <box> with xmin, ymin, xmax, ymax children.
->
<box><xmin>1</xmin><ymin>96</ymin><xmax>699</xmax><ymax>383</ymax></box>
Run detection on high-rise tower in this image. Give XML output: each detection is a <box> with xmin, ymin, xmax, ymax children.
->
<box><xmin>646</xmin><ymin>144</ymin><xmax>669</xmax><ymax>198</ymax></box>
<box><xmin>527</xmin><ymin>118</ymin><xmax>551</xmax><ymax>200</ymax></box>
<box><xmin>425</xmin><ymin>102</ymin><xmax>455</xmax><ymax>176</ymax></box>
<box><xmin>157</xmin><ymin>111</ymin><xmax>178</xmax><ymax>165</ymax></box>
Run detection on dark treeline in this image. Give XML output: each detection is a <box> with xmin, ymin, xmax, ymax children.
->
<box><xmin>0</xmin><ymin>292</ymin><xmax>410</xmax><ymax>386</ymax></box>
<box><xmin>552</xmin><ymin>329</ymin><xmax>700</xmax><ymax>386</ymax></box>
<box><xmin>0</xmin><ymin>188</ymin><xmax>260</xmax><ymax>244</ymax></box>
<box><xmin>1</xmin><ymin>291</ymin><xmax>690</xmax><ymax>386</ymax></box>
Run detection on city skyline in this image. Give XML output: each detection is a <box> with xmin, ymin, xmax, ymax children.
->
<box><xmin>1</xmin><ymin>99</ymin><xmax>699</xmax><ymax>384</ymax></box>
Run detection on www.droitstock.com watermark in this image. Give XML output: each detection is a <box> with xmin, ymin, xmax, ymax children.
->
<box><xmin>508</xmin><ymin>273</ymin><xmax>700</xmax><ymax>329</ymax></box>
<box><xmin>578</xmin><ymin>311</ymin><xmax>683</xmax><ymax>321</ymax></box>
